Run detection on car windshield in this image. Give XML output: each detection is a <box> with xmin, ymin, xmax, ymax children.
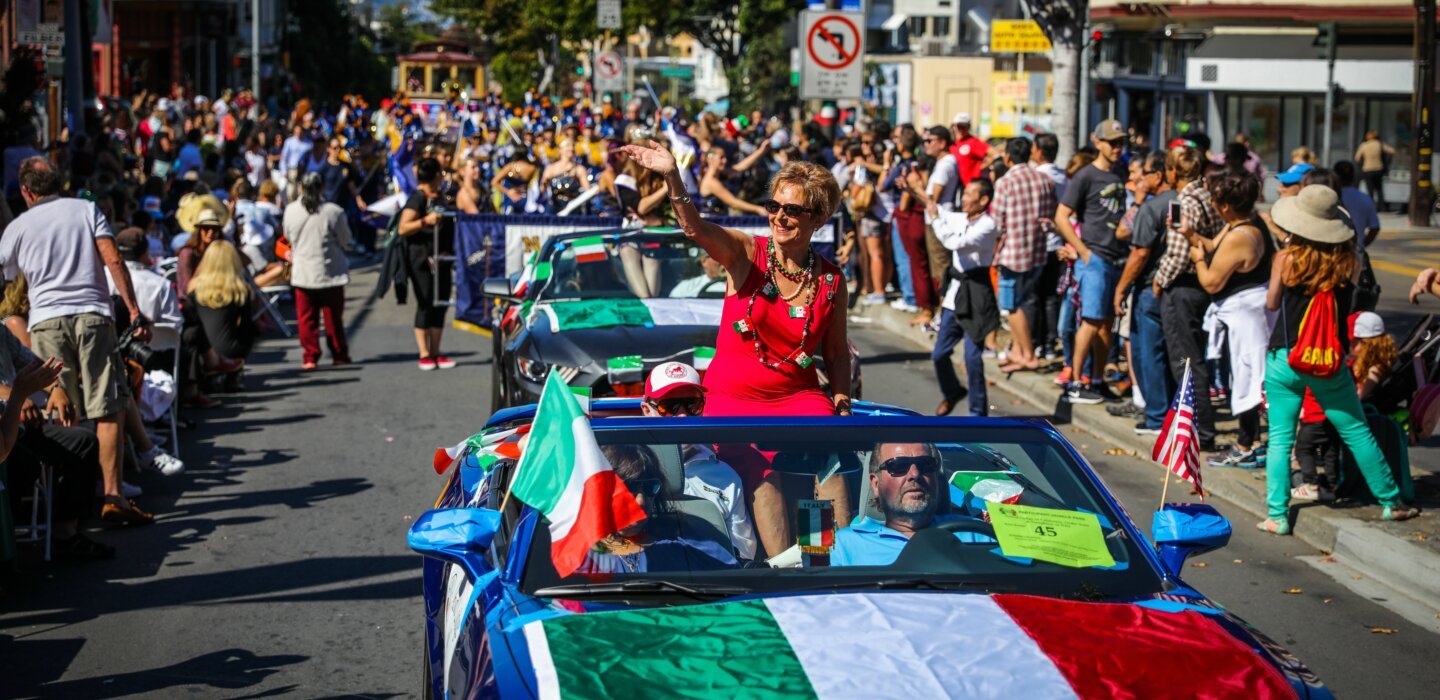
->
<box><xmin>536</xmin><ymin>234</ymin><xmax>726</xmax><ymax>301</ymax></box>
<box><xmin>518</xmin><ymin>424</ymin><xmax>1165</xmax><ymax>604</ymax></box>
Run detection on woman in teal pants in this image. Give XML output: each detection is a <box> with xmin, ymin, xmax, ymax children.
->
<box><xmin>1261</xmin><ymin>185</ymin><xmax>1420</xmax><ymax>534</ymax></box>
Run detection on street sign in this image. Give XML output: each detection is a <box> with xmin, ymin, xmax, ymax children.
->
<box><xmin>597</xmin><ymin>0</ymin><xmax>622</xmax><ymax>30</ymax></box>
<box><xmin>991</xmin><ymin>20</ymin><xmax>1052</xmax><ymax>53</ymax></box>
<box><xmin>593</xmin><ymin>49</ymin><xmax>624</xmax><ymax>93</ymax></box>
<box><xmin>660</xmin><ymin>66</ymin><xmax>693</xmax><ymax>78</ymax></box>
<box><xmin>799</xmin><ymin>10</ymin><xmax>864</xmax><ymax>101</ymax></box>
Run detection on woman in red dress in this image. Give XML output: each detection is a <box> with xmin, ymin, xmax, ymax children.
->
<box><xmin>621</xmin><ymin>141</ymin><xmax>854</xmax><ymax>559</ymax></box>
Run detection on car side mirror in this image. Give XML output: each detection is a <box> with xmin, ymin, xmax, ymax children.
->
<box><xmin>407</xmin><ymin>507</ymin><xmax>503</xmax><ymax>581</ymax></box>
<box><xmin>483</xmin><ymin>276</ymin><xmax>519</xmax><ymax>303</ymax></box>
<box><xmin>1151</xmin><ymin>503</ymin><xmax>1232</xmax><ymax>575</ymax></box>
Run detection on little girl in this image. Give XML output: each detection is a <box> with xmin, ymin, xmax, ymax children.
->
<box><xmin>1349</xmin><ymin>311</ymin><xmax>1396</xmax><ymax>401</ymax></box>
<box><xmin>1292</xmin><ymin>389</ymin><xmax>1338</xmax><ymax>501</ymax></box>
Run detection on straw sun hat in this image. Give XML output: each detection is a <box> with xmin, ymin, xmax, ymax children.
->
<box><xmin>1270</xmin><ymin>184</ymin><xmax>1354</xmax><ymax>244</ymax></box>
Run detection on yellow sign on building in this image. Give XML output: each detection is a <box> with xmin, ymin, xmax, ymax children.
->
<box><xmin>991</xmin><ymin>20</ymin><xmax>1052</xmax><ymax>54</ymax></box>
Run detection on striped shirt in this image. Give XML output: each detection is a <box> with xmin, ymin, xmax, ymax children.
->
<box><xmin>992</xmin><ymin>163</ymin><xmax>1057</xmax><ymax>273</ymax></box>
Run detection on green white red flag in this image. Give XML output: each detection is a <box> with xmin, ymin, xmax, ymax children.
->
<box><xmin>508</xmin><ymin>371</ymin><xmax>646</xmax><ymax>576</ymax></box>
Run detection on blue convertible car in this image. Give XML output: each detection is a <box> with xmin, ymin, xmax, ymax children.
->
<box><xmin>411</xmin><ymin>400</ymin><xmax>1331</xmax><ymax>699</ymax></box>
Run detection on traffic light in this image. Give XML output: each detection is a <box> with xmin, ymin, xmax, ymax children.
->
<box><xmin>1314</xmin><ymin>22</ymin><xmax>1337</xmax><ymax>56</ymax></box>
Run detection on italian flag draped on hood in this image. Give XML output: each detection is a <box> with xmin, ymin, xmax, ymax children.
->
<box><xmin>509</xmin><ymin>371</ymin><xmax>647</xmax><ymax>577</ymax></box>
<box><xmin>521</xmin><ymin>592</ymin><xmax>1298</xmax><ymax>699</ymax></box>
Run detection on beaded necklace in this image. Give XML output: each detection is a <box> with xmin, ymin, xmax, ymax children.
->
<box><xmin>731</xmin><ymin>239</ymin><xmax>828</xmax><ymax>369</ymax></box>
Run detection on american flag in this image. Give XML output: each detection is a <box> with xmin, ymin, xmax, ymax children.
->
<box><xmin>1153</xmin><ymin>361</ymin><xmax>1203</xmax><ymax>495</ymax></box>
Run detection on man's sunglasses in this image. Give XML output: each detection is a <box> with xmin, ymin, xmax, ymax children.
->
<box><xmin>646</xmin><ymin>397</ymin><xmax>705</xmax><ymax>416</ymax></box>
<box><xmin>760</xmin><ymin>200</ymin><xmax>814</xmax><ymax>218</ymax></box>
<box><xmin>628</xmin><ymin>478</ymin><xmax>663</xmax><ymax>497</ymax></box>
<box><xmin>876</xmin><ymin>456</ymin><xmax>940</xmax><ymax>477</ymax></box>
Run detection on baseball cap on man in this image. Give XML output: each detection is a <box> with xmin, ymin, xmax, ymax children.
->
<box><xmin>644</xmin><ymin>362</ymin><xmax>707</xmax><ymax>399</ymax></box>
<box><xmin>1092</xmin><ymin>120</ymin><xmax>1125</xmax><ymax>141</ymax></box>
<box><xmin>952</xmin><ymin>112</ymin><xmax>972</xmax><ymax>125</ymax></box>
<box><xmin>142</xmin><ymin>195</ymin><xmax>164</xmax><ymax>219</ymax></box>
<box><xmin>1275</xmin><ymin>162</ymin><xmax>1315</xmax><ymax>186</ymax></box>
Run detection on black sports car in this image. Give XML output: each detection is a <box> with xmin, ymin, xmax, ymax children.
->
<box><xmin>484</xmin><ymin>228</ymin><xmax>860</xmax><ymax>410</ymax></box>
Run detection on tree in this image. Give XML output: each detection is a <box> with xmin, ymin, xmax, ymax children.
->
<box><xmin>376</xmin><ymin>3</ymin><xmax>438</xmax><ymax>58</ymax></box>
<box><xmin>431</xmin><ymin>0</ymin><xmax>802</xmax><ymax>112</ymax></box>
<box><xmin>287</xmin><ymin>0</ymin><xmax>390</xmax><ymax>105</ymax></box>
<box><xmin>1024</xmin><ymin>0</ymin><xmax>1087</xmax><ymax>163</ymax></box>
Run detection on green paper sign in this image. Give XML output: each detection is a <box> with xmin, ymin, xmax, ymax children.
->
<box><xmin>607</xmin><ymin>355</ymin><xmax>643</xmax><ymax>370</ymax></box>
<box><xmin>985</xmin><ymin>502</ymin><xmax>1116</xmax><ymax>569</ymax></box>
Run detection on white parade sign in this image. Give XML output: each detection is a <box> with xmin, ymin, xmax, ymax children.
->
<box><xmin>799</xmin><ymin>10</ymin><xmax>864</xmax><ymax>101</ymax></box>
<box><xmin>594</xmin><ymin>49</ymin><xmax>625</xmax><ymax>94</ymax></box>
<box><xmin>597</xmin><ymin>0</ymin><xmax>622</xmax><ymax>30</ymax></box>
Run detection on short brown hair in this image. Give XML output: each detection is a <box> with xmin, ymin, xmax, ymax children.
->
<box><xmin>1167</xmin><ymin>146</ymin><xmax>1204</xmax><ymax>182</ymax></box>
<box><xmin>19</xmin><ymin>156</ymin><xmax>62</xmax><ymax>197</ymax></box>
<box><xmin>769</xmin><ymin>161</ymin><xmax>841</xmax><ymax>219</ymax></box>
<box><xmin>258</xmin><ymin>180</ymin><xmax>280</xmax><ymax>201</ymax></box>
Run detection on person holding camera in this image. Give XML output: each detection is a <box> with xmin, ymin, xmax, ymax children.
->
<box><xmin>0</xmin><ymin>157</ymin><xmax>155</xmax><ymax>525</ymax></box>
<box><xmin>397</xmin><ymin>157</ymin><xmax>455</xmax><ymax>371</ymax></box>
<box><xmin>905</xmin><ymin>174</ymin><xmax>998</xmax><ymax>417</ymax></box>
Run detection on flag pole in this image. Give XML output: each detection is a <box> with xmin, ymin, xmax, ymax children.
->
<box><xmin>1157</xmin><ymin>358</ymin><xmax>1191</xmax><ymax>511</ymax></box>
<box><xmin>1159</xmin><ymin>468</ymin><xmax>1172</xmax><ymax>511</ymax></box>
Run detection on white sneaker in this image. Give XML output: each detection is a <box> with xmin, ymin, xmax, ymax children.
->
<box><xmin>141</xmin><ymin>445</ymin><xmax>186</xmax><ymax>476</ymax></box>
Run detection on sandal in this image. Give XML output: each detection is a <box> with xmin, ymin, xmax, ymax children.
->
<box><xmin>1382</xmin><ymin>505</ymin><xmax>1421</xmax><ymax>521</ymax></box>
<box><xmin>56</xmin><ymin>532</ymin><xmax>116</xmax><ymax>560</ymax></box>
<box><xmin>101</xmin><ymin>499</ymin><xmax>155</xmax><ymax>526</ymax></box>
<box><xmin>1256</xmin><ymin>518</ymin><xmax>1291</xmax><ymax>535</ymax></box>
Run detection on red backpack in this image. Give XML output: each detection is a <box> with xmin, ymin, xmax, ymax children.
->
<box><xmin>1288</xmin><ymin>289</ymin><xmax>1344</xmax><ymax>378</ymax></box>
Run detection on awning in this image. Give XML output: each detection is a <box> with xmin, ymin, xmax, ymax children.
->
<box><xmin>881</xmin><ymin>14</ymin><xmax>909</xmax><ymax>31</ymax></box>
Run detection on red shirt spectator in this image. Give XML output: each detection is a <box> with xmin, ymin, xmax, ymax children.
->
<box><xmin>949</xmin><ymin>112</ymin><xmax>989</xmax><ymax>184</ymax></box>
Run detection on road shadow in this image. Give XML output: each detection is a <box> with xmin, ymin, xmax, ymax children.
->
<box><xmin>6</xmin><ymin>645</ymin><xmax>307</xmax><ymax>698</ymax></box>
<box><xmin>0</xmin><ymin>554</ymin><xmax>417</xmax><ymax>632</ymax></box>
<box><xmin>860</xmin><ymin>350</ymin><xmax>931</xmax><ymax>366</ymax></box>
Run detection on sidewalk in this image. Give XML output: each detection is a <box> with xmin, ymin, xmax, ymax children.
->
<box><xmin>855</xmin><ymin>301</ymin><xmax>1440</xmax><ymax>612</ymax></box>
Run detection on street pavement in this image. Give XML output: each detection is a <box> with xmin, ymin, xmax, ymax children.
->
<box><xmin>2</xmin><ymin>260</ymin><xmax>1438</xmax><ymax>697</ymax></box>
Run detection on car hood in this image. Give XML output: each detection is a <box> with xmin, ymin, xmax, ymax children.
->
<box><xmin>524</xmin><ymin>299</ymin><xmax>722</xmax><ymax>370</ymax></box>
<box><xmin>503</xmin><ymin>591</ymin><xmax>1320</xmax><ymax>698</ymax></box>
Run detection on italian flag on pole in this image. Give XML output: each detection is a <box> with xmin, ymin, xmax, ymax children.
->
<box><xmin>572</xmin><ymin>236</ymin><xmax>607</xmax><ymax>263</ymax></box>
<box><xmin>508</xmin><ymin>371</ymin><xmax>646</xmax><ymax>577</ymax></box>
<box><xmin>522</xmin><ymin>593</ymin><xmax>1297</xmax><ymax>699</ymax></box>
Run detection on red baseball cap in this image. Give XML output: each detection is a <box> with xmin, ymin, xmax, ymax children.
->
<box><xmin>644</xmin><ymin>362</ymin><xmax>707</xmax><ymax>400</ymax></box>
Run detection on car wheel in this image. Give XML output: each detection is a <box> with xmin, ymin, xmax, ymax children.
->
<box><xmin>421</xmin><ymin>628</ymin><xmax>435</xmax><ymax>699</ymax></box>
<box><xmin>490</xmin><ymin>360</ymin><xmax>506</xmax><ymax>413</ymax></box>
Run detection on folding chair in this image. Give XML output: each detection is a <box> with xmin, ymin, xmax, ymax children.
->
<box><xmin>151</xmin><ymin>323</ymin><xmax>182</xmax><ymax>459</ymax></box>
<box><xmin>252</xmin><ymin>283</ymin><xmax>294</xmax><ymax>338</ymax></box>
<box><xmin>14</xmin><ymin>462</ymin><xmax>54</xmax><ymax>562</ymax></box>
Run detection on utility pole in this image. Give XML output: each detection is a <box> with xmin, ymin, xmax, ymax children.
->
<box><xmin>1318</xmin><ymin>21</ymin><xmax>1338</xmax><ymax>166</ymax></box>
<box><xmin>252</xmin><ymin>0</ymin><xmax>262</xmax><ymax>109</ymax></box>
<box><xmin>1412</xmin><ymin>0</ymin><xmax>1436</xmax><ymax>226</ymax></box>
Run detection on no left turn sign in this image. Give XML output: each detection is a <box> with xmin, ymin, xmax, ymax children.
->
<box><xmin>594</xmin><ymin>49</ymin><xmax>624</xmax><ymax>93</ymax></box>
<box><xmin>799</xmin><ymin>11</ymin><xmax>864</xmax><ymax>100</ymax></box>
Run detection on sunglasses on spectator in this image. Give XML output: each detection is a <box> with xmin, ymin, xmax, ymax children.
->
<box><xmin>646</xmin><ymin>397</ymin><xmax>705</xmax><ymax>416</ymax></box>
<box><xmin>760</xmin><ymin>200</ymin><xmax>814</xmax><ymax>218</ymax></box>
<box><xmin>876</xmin><ymin>456</ymin><xmax>940</xmax><ymax>477</ymax></box>
<box><xmin>628</xmin><ymin>479</ymin><xmax>663</xmax><ymax>498</ymax></box>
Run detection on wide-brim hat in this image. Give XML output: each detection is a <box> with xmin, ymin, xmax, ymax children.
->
<box><xmin>1270</xmin><ymin>185</ymin><xmax>1353</xmax><ymax>244</ymax></box>
<box><xmin>176</xmin><ymin>193</ymin><xmax>230</xmax><ymax>233</ymax></box>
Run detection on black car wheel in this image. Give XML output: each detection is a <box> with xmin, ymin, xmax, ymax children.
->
<box><xmin>490</xmin><ymin>359</ymin><xmax>507</xmax><ymax>413</ymax></box>
<box><xmin>421</xmin><ymin>627</ymin><xmax>435</xmax><ymax>699</ymax></box>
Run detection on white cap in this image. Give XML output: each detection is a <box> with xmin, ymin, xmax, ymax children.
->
<box><xmin>952</xmin><ymin>111</ymin><xmax>972</xmax><ymax>125</ymax></box>
<box><xmin>644</xmin><ymin>362</ymin><xmax>706</xmax><ymax>399</ymax></box>
<box><xmin>1352</xmin><ymin>311</ymin><xmax>1385</xmax><ymax>339</ymax></box>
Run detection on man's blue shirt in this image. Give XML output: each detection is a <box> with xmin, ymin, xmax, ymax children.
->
<box><xmin>831</xmin><ymin>514</ymin><xmax>993</xmax><ymax>566</ymax></box>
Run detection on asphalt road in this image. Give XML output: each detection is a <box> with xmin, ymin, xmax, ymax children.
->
<box><xmin>2</xmin><ymin>265</ymin><xmax>1438</xmax><ymax>698</ymax></box>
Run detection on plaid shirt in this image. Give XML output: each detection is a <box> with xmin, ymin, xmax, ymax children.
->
<box><xmin>1154</xmin><ymin>179</ymin><xmax>1224</xmax><ymax>289</ymax></box>
<box><xmin>991</xmin><ymin>163</ymin><xmax>1057</xmax><ymax>273</ymax></box>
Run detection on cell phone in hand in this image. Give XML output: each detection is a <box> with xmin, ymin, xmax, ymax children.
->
<box><xmin>1168</xmin><ymin>200</ymin><xmax>1182</xmax><ymax>230</ymax></box>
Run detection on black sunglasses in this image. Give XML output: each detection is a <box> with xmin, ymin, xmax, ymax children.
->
<box><xmin>761</xmin><ymin>199</ymin><xmax>814</xmax><ymax>218</ymax></box>
<box><xmin>876</xmin><ymin>456</ymin><xmax>940</xmax><ymax>477</ymax></box>
<box><xmin>646</xmin><ymin>397</ymin><xmax>705</xmax><ymax>416</ymax></box>
<box><xmin>628</xmin><ymin>478</ymin><xmax>663</xmax><ymax>498</ymax></box>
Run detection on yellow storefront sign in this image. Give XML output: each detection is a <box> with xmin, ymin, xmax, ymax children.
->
<box><xmin>991</xmin><ymin>20</ymin><xmax>1052</xmax><ymax>54</ymax></box>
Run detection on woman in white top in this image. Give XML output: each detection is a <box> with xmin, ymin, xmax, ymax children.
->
<box><xmin>283</xmin><ymin>172</ymin><xmax>353</xmax><ymax>370</ymax></box>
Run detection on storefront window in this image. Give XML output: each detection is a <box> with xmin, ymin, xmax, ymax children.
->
<box><xmin>1234</xmin><ymin>96</ymin><xmax>1281</xmax><ymax>169</ymax></box>
<box><xmin>1310</xmin><ymin>99</ymin><xmax>1357</xmax><ymax>168</ymax></box>
<box><xmin>1280</xmin><ymin>97</ymin><xmax>1305</xmax><ymax>170</ymax></box>
<box><xmin>1368</xmin><ymin>98</ymin><xmax>1413</xmax><ymax>175</ymax></box>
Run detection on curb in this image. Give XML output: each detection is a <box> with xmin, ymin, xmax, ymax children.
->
<box><xmin>855</xmin><ymin>301</ymin><xmax>1440</xmax><ymax>613</ymax></box>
